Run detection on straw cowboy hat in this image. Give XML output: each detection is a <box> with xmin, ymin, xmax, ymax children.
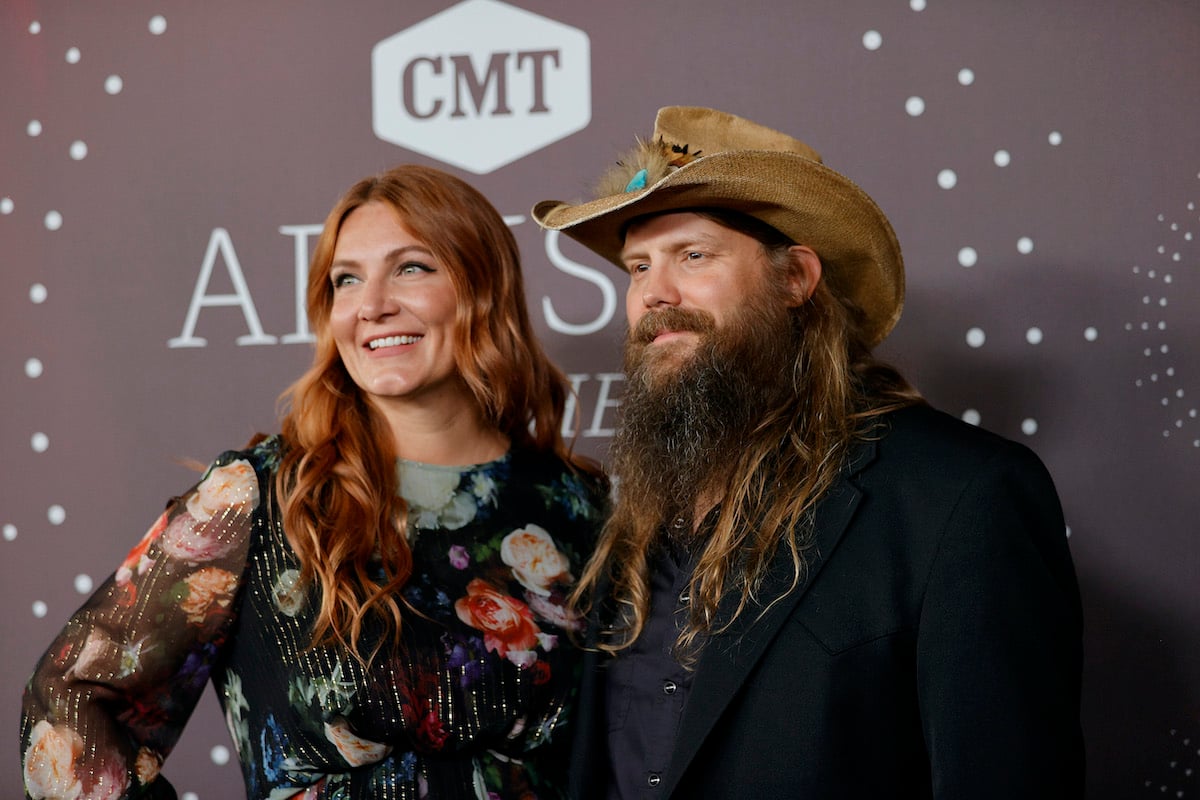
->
<box><xmin>532</xmin><ymin>106</ymin><xmax>905</xmax><ymax>346</ymax></box>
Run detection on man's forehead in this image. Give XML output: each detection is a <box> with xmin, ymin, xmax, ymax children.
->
<box><xmin>621</xmin><ymin>211</ymin><xmax>734</xmax><ymax>254</ymax></box>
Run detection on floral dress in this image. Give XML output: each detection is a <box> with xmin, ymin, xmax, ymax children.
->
<box><xmin>20</xmin><ymin>436</ymin><xmax>607</xmax><ymax>800</ymax></box>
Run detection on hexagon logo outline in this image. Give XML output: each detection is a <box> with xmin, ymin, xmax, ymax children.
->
<box><xmin>372</xmin><ymin>0</ymin><xmax>592</xmax><ymax>174</ymax></box>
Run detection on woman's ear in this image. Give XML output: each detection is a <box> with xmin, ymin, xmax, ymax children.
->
<box><xmin>783</xmin><ymin>245</ymin><xmax>822</xmax><ymax>307</ymax></box>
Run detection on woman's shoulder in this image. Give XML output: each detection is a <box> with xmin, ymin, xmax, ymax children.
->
<box><xmin>211</xmin><ymin>433</ymin><xmax>287</xmax><ymax>475</ymax></box>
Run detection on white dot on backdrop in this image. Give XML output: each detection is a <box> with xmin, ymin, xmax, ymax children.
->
<box><xmin>149</xmin><ymin>15</ymin><xmax>168</xmax><ymax>35</ymax></box>
<box><xmin>1</xmin><ymin>197</ymin><xmax>13</xmax><ymax>214</ymax></box>
<box><xmin>3</xmin><ymin>524</ymin><xmax>16</xmax><ymax>542</ymax></box>
<box><xmin>48</xmin><ymin>505</ymin><xmax>66</xmax><ymax>525</ymax></box>
<box><xmin>957</xmin><ymin>247</ymin><xmax>978</xmax><ymax>267</ymax></box>
<box><xmin>1021</xmin><ymin>418</ymin><xmax>1039</xmax><ymax>436</ymax></box>
<box><xmin>937</xmin><ymin>169</ymin><xmax>957</xmax><ymax>189</ymax></box>
<box><xmin>29</xmin><ymin>21</ymin><xmax>42</xmax><ymax>34</ymax></box>
<box><xmin>26</xmin><ymin>358</ymin><xmax>44</xmax><ymax>378</ymax></box>
<box><xmin>1048</xmin><ymin>131</ymin><xmax>1063</xmax><ymax>146</ymax></box>
<box><xmin>905</xmin><ymin>96</ymin><xmax>925</xmax><ymax>116</ymax></box>
<box><xmin>962</xmin><ymin>409</ymin><xmax>981</xmax><ymax>426</ymax></box>
<box><xmin>65</xmin><ymin>47</ymin><xmax>81</xmax><ymax>64</ymax></box>
<box><xmin>44</xmin><ymin>211</ymin><xmax>63</xmax><ymax>231</ymax></box>
<box><xmin>74</xmin><ymin>574</ymin><xmax>94</xmax><ymax>594</ymax></box>
<box><xmin>1026</xmin><ymin>327</ymin><xmax>1043</xmax><ymax>345</ymax></box>
<box><xmin>30</xmin><ymin>283</ymin><xmax>48</xmax><ymax>303</ymax></box>
<box><xmin>910</xmin><ymin>0</ymin><xmax>927</xmax><ymax>9</ymax></box>
<box><xmin>33</xmin><ymin>601</ymin><xmax>48</xmax><ymax>619</ymax></box>
<box><xmin>181</xmin><ymin>794</ymin><xmax>199</xmax><ymax>800</ymax></box>
<box><xmin>27</xmin><ymin>119</ymin><xmax>42</xmax><ymax>137</ymax></box>
<box><xmin>862</xmin><ymin>30</ymin><xmax>883</xmax><ymax>50</ymax></box>
<box><xmin>993</xmin><ymin>150</ymin><xmax>1011</xmax><ymax>167</ymax></box>
<box><xmin>958</xmin><ymin>68</ymin><xmax>975</xmax><ymax>85</ymax></box>
<box><xmin>1084</xmin><ymin>327</ymin><xmax>1098</xmax><ymax>342</ymax></box>
<box><xmin>211</xmin><ymin>745</ymin><xmax>231</xmax><ymax>766</ymax></box>
<box><xmin>31</xmin><ymin>432</ymin><xmax>49</xmax><ymax>453</ymax></box>
<box><xmin>105</xmin><ymin>75</ymin><xmax>124</xmax><ymax>94</ymax></box>
<box><xmin>965</xmin><ymin>327</ymin><xmax>986</xmax><ymax>348</ymax></box>
<box><xmin>1065</xmin><ymin>526</ymin><xmax>1072</xmax><ymax>539</ymax></box>
<box><xmin>1017</xmin><ymin>236</ymin><xmax>1034</xmax><ymax>254</ymax></box>
<box><xmin>69</xmin><ymin>140</ymin><xmax>88</xmax><ymax>160</ymax></box>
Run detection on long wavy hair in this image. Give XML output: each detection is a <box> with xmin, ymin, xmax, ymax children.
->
<box><xmin>276</xmin><ymin>164</ymin><xmax>596</xmax><ymax>661</ymax></box>
<box><xmin>572</xmin><ymin>208</ymin><xmax>923</xmax><ymax>660</ymax></box>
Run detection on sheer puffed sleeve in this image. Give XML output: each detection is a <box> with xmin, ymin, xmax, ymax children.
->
<box><xmin>20</xmin><ymin>453</ymin><xmax>262</xmax><ymax>800</ymax></box>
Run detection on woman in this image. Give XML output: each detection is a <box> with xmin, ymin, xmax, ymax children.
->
<box><xmin>20</xmin><ymin>165</ymin><xmax>608</xmax><ymax>799</ymax></box>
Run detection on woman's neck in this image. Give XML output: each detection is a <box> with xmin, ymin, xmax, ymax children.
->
<box><xmin>373</xmin><ymin>390</ymin><xmax>510</xmax><ymax>466</ymax></box>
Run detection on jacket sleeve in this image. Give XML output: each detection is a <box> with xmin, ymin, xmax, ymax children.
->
<box><xmin>917</xmin><ymin>441</ymin><xmax>1084</xmax><ymax>798</ymax></box>
<box><xmin>19</xmin><ymin>453</ymin><xmax>262</xmax><ymax>799</ymax></box>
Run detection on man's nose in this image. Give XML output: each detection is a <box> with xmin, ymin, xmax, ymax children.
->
<box><xmin>640</xmin><ymin>265</ymin><xmax>681</xmax><ymax>308</ymax></box>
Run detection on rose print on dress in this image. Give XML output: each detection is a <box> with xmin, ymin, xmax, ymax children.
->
<box><xmin>500</xmin><ymin>524</ymin><xmax>572</xmax><ymax>596</ymax></box>
<box><xmin>178</xmin><ymin>567</ymin><xmax>238</xmax><ymax>625</ymax></box>
<box><xmin>324</xmin><ymin>717</ymin><xmax>393</xmax><ymax>767</ymax></box>
<box><xmin>454</xmin><ymin>579</ymin><xmax>541</xmax><ymax>664</ymax></box>
<box><xmin>23</xmin><ymin>720</ymin><xmax>84</xmax><ymax>799</ymax></box>
<box><xmin>185</xmin><ymin>459</ymin><xmax>258</xmax><ymax>521</ymax></box>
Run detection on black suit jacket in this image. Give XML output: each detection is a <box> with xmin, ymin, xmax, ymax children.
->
<box><xmin>570</xmin><ymin>404</ymin><xmax>1084</xmax><ymax>799</ymax></box>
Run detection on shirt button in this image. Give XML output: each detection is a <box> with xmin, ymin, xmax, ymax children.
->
<box><xmin>662</xmin><ymin>680</ymin><xmax>678</xmax><ymax>695</ymax></box>
<box><xmin>647</xmin><ymin>772</ymin><xmax>662</xmax><ymax>787</ymax></box>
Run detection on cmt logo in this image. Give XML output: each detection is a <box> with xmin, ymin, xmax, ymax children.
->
<box><xmin>372</xmin><ymin>0</ymin><xmax>591</xmax><ymax>174</ymax></box>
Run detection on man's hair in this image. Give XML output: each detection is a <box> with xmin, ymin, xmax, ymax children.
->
<box><xmin>276</xmin><ymin>164</ymin><xmax>598</xmax><ymax>662</ymax></box>
<box><xmin>573</xmin><ymin>208</ymin><xmax>923</xmax><ymax>660</ymax></box>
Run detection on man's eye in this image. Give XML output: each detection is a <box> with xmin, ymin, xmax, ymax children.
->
<box><xmin>687</xmin><ymin>251</ymin><xmax>704</xmax><ymax>260</ymax></box>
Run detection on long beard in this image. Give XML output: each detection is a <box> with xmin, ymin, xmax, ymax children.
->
<box><xmin>611</xmin><ymin>292</ymin><xmax>798</xmax><ymax>537</ymax></box>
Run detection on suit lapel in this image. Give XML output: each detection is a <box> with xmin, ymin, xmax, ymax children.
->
<box><xmin>661</xmin><ymin>438</ymin><xmax>879</xmax><ymax>797</ymax></box>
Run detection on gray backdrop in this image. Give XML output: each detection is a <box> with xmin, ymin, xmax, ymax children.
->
<box><xmin>2</xmin><ymin>1</ymin><xmax>1197</xmax><ymax>796</ymax></box>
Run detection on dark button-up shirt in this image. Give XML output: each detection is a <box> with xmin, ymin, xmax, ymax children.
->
<box><xmin>606</xmin><ymin>529</ymin><xmax>695</xmax><ymax>799</ymax></box>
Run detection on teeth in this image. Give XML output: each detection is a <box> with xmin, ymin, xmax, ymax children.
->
<box><xmin>368</xmin><ymin>335</ymin><xmax>421</xmax><ymax>349</ymax></box>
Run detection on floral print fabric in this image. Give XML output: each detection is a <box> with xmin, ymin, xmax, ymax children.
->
<box><xmin>20</xmin><ymin>437</ymin><xmax>606</xmax><ymax>799</ymax></box>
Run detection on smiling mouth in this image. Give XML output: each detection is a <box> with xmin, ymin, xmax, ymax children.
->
<box><xmin>368</xmin><ymin>335</ymin><xmax>422</xmax><ymax>350</ymax></box>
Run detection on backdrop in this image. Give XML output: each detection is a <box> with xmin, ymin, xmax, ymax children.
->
<box><xmin>3</xmin><ymin>1</ymin><xmax>1197</xmax><ymax>797</ymax></box>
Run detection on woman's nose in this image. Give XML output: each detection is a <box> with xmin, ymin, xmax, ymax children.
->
<box><xmin>358</xmin><ymin>280</ymin><xmax>398</xmax><ymax>320</ymax></box>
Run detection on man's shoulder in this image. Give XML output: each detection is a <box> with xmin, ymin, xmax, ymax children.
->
<box><xmin>864</xmin><ymin>403</ymin><xmax>1050</xmax><ymax>480</ymax></box>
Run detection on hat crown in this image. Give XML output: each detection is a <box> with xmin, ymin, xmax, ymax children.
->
<box><xmin>653</xmin><ymin>106</ymin><xmax>823</xmax><ymax>164</ymax></box>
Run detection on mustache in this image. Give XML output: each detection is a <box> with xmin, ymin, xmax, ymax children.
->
<box><xmin>628</xmin><ymin>307</ymin><xmax>716</xmax><ymax>345</ymax></box>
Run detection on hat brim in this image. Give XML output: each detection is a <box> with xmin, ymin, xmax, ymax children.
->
<box><xmin>533</xmin><ymin>150</ymin><xmax>904</xmax><ymax>346</ymax></box>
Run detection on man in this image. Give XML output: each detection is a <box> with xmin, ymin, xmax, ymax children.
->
<box><xmin>533</xmin><ymin>107</ymin><xmax>1084</xmax><ymax>798</ymax></box>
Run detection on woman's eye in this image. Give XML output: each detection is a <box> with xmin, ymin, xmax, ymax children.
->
<box><xmin>400</xmin><ymin>262</ymin><xmax>433</xmax><ymax>276</ymax></box>
<box><xmin>331</xmin><ymin>273</ymin><xmax>359</xmax><ymax>288</ymax></box>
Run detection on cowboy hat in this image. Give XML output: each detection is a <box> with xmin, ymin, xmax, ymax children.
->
<box><xmin>532</xmin><ymin>106</ymin><xmax>904</xmax><ymax>346</ymax></box>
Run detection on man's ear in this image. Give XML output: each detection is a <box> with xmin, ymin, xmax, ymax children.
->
<box><xmin>783</xmin><ymin>245</ymin><xmax>822</xmax><ymax>307</ymax></box>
